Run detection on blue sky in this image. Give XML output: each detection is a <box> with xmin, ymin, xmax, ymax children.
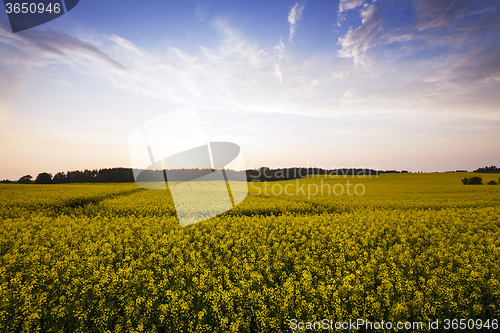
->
<box><xmin>1</xmin><ymin>0</ymin><xmax>500</xmax><ymax>179</ymax></box>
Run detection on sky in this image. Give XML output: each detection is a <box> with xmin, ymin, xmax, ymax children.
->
<box><xmin>0</xmin><ymin>0</ymin><xmax>499</xmax><ymax>180</ymax></box>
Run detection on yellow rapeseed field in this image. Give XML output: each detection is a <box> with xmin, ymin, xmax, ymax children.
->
<box><xmin>0</xmin><ymin>173</ymin><xmax>499</xmax><ymax>332</ymax></box>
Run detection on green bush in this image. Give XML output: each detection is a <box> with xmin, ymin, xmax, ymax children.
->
<box><xmin>487</xmin><ymin>180</ymin><xmax>498</xmax><ymax>185</ymax></box>
<box><xmin>461</xmin><ymin>176</ymin><xmax>483</xmax><ymax>185</ymax></box>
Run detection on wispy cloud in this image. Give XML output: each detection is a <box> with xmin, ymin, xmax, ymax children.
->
<box><xmin>1</xmin><ymin>10</ymin><xmax>499</xmax><ymax>120</ymax></box>
<box><xmin>273</xmin><ymin>39</ymin><xmax>285</xmax><ymax>84</ymax></box>
<box><xmin>97</xmin><ymin>19</ymin><xmax>292</xmax><ymax>111</ymax></box>
<box><xmin>412</xmin><ymin>0</ymin><xmax>475</xmax><ymax>30</ymax></box>
<box><xmin>338</xmin><ymin>0</ymin><xmax>365</xmax><ymax>13</ymax></box>
<box><xmin>338</xmin><ymin>3</ymin><xmax>382</xmax><ymax>67</ymax></box>
<box><xmin>337</xmin><ymin>0</ymin><xmax>366</xmax><ymax>26</ymax></box>
<box><xmin>337</xmin><ymin>0</ymin><xmax>500</xmax><ymax>84</ymax></box>
<box><xmin>195</xmin><ymin>4</ymin><xmax>206</xmax><ymax>22</ymax></box>
<box><xmin>0</xmin><ymin>18</ymin><xmax>126</xmax><ymax>85</ymax></box>
<box><xmin>288</xmin><ymin>3</ymin><xmax>305</xmax><ymax>44</ymax></box>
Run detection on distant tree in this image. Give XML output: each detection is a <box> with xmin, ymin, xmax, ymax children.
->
<box><xmin>474</xmin><ymin>165</ymin><xmax>500</xmax><ymax>173</ymax></box>
<box><xmin>487</xmin><ymin>180</ymin><xmax>498</xmax><ymax>185</ymax></box>
<box><xmin>35</xmin><ymin>172</ymin><xmax>52</xmax><ymax>184</ymax></box>
<box><xmin>461</xmin><ymin>176</ymin><xmax>483</xmax><ymax>185</ymax></box>
<box><xmin>119</xmin><ymin>170</ymin><xmax>132</xmax><ymax>182</ymax></box>
<box><xmin>18</xmin><ymin>175</ymin><xmax>33</xmax><ymax>184</ymax></box>
<box><xmin>83</xmin><ymin>169</ymin><xmax>98</xmax><ymax>182</ymax></box>
<box><xmin>66</xmin><ymin>170</ymin><xmax>84</xmax><ymax>183</ymax></box>
<box><xmin>0</xmin><ymin>179</ymin><xmax>12</xmax><ymax>184</ymax></box>
<box><xmin>52</xmin><ymin>172</ymin><xmax>66</xmax><ymax>184</ymax></box>
<box><xmin>96</xmin><ymin>168</ymin><xmax>134</xmax><ymax>182</ymax></box>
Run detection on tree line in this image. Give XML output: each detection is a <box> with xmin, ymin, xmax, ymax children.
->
<box><xmin>3</xmin><ymin>166</ymin><xmax>497</xmax><ymax>185</ymax></box>
<box><xmin>474</xmin><ymin>165</ymin><xmax>500</xmax><ymax>173</ymax></box>
<box><xmin>13</xmin><ymin>168</ymin><xmax>135</xmax><ymax>184</ymax></box>
<box><xmin>3</xmin><ymin>167</ymin><xmax>384</xmax><ymax>184</ymax></box>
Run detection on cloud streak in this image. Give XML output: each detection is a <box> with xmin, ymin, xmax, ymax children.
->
<box><xmin>0</xmin><ymin>20</ymin><xmax>125</xmax><ymax>70</ymax></box>
<box><xmin>273</xmin><ymin>39</ymin><xmax>285</xmax><ymax>84</ymax></box>
<box><xmin>338</xmin><ymin>0</ymin><xmax>365</xmax><ymax>13</ymax></box>
<box><xmin>0</xmin><ymin>18</ymin><xmax>127</xmax><ymax>92</ymax></box>
<box><xmin>337</xmin><ymin>0</ymin><xmax>500</xmax><ymax>84</ymax></box>
<box><xmin>1</xmin><ymin>9</ymin><xmax>499</xmax><ymax>120</ymax></box>
<box><xmin>288</xmin><ymin>3</ymin><xmax>305</xmax><ymax>43</ymax></box>
<box><xmin>338</xmin><ymin>2</ymin><xmax>383</xmax><ymax>67</ymax></box>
